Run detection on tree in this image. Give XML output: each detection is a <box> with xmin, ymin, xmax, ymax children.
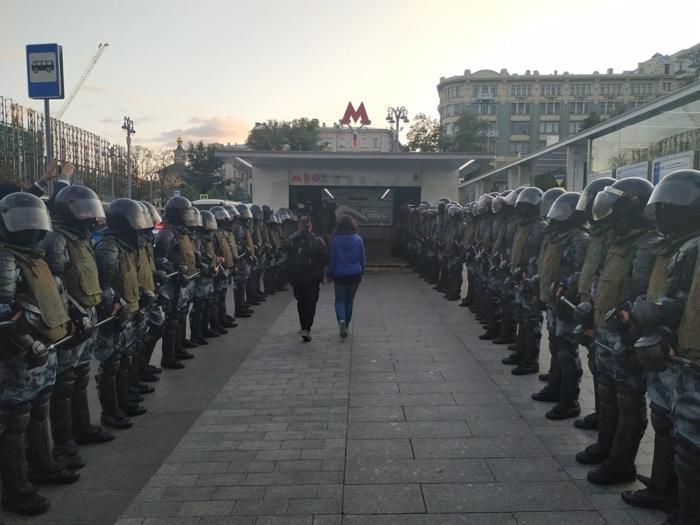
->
<box><xmin>443</xmin><ymin>110</ymin><xmax>489</xmax><ymax>152</ymax></box>
<box><xmin>580</xmin><ymin>112</ymin><xmax>602</xmax><ymax>131</ymax></box>
<box><xmin>184</xmin><ymin>141</ymin><xmax>223</xmax><ymax>198</ymax></box>
<box><xmin>405</xmin><ymin>113</ymin><xmax>442</xmax><ymax>152</ymax></box>
<box><xmin>246</xmin><ymin>118</ymin><xmax>326</xmax><ymax>151</ymax></box>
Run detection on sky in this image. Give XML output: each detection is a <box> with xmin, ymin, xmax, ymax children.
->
<box><xmin>1</xmin><ymin>0</ymin><xmax>699</xmax><ymax>150</ymax></box>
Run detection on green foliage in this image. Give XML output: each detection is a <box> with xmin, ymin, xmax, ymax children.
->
<box><xmin>246</xmin><ymin>118</ymin><xmax>326</xmax><ymax>151</ymax></box>
<box><xmin>580</xmin><ymin>112</ymin><xmax>603</xmax><ymax>131</ymax></box>
<box><xmin>443</xmin><ymin>110</ymin><xmax>489</xmax><ymax>152</ymax></box>
<box><xmin>405</xmin><ymin>113</ymin><xmax>442</xmax><ymax>152</ymax></box>
<box><xmin>184</xmin><ymin>141</ymin><xmax>224</xmax><ymax>197</ymax></box>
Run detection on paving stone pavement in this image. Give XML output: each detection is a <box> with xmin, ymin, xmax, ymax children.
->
<box><xmin>7</xmin><ymin>273</ymin><xmax>665</xmax><ymax>524</ymax></box>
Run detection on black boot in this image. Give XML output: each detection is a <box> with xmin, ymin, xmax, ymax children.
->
<box><xmin>161</xmin><ymin>317</ymin><xmax>184</xmax><ymax>369</ymax></box>
<box><xmin>27</xmin><ymin>390</ymin><xmax>80</xmax><ymax>485</ymax></box>
<box><xmin>118</xmin><ymin>357</ymin><xmax>146</xmax><ymax>418</ymax></box>
<box><xmin>129</xmin><ymin>348</ymin><xmax>154</xmax><ymax>395</ymax></box>
<box><xmin>674</xmin><ymin>435</ymin><xmax>700</xmax><ymax>525</ymax></box>
<box><xmin>50</xmin><ymin>369</ymin><xmax>84</xmax><ymax>469</ymax></box>
<box><xmin>513</xmin><ymin>319</ymin><xmax>542</xmax><ymax>376</ymax></box>
<box><xmin>208</xmin><ymin>299</ymin><xmax>228</xmax><ymax>335</ymax></box>
<box><xmin>175</xmin><ymin>314</ymin><xmax>194</xmax><ymax>360</ymax></box>
<box><xmin>532</xmin><ymin>349</ymin><xmax>561</xmax><ymax>403</ymax></box>
<box><xmin>219</xmin><ymin>291</ymin><xmax>236</xmax><ymax>328</ymax></box>
<box><xmin>189</xmin><ymin>300</ymin><xmax>205</xmax><ymax>344</ymax></box>
<box><xmin>72</xmin><ymin>362</ymin><xmax>114</xmax><ymax>445</ymax></box>
<box><xmin>621</xmin><ymin>404</ymin><xmax>677</xmax><ymax>512</ymax></box>
<box><xmin>575</xmin><ymin>350</ymin><xmax>600</xmax><ymax>430</ymax></box>
<box><xmin>98</xmin><ymin>354</ymin><xmax>133</xmax><ymax>429</ymax></box>
<box><xmin>0</xmin><ymin>405</ymin><xmax>50</xmax><ymax>516</ymax></box>
<box><xmin>493</xmin><ymin>302</ymin><xmax>516</xmax><ymax>344</ymax></box>
<box><xmin>546</xmin><ymin>345</ymin><xmax>582</xmax><ymax>420</ymax></box>
<box><xmin>587</xmin><ymin>385</ymin><xmax>647</xmax><ymax>486</ymax></box>
<box><xmin>576</xmin><ymin>375</ymin><xmax>618</xmax><ymax>465</ymax></box>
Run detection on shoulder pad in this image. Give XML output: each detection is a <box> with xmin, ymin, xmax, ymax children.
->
<box><xmin>40</xmin><ymin>231</ymin><xmax>68</xmax><ymax>275</ymax></box>
<box><xmin>0</xmin><ymin>250</ymin><xmax>18</xmax><ymax>304</ymax></box>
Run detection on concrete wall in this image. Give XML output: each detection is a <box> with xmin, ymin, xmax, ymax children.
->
<box><xmin>420</xmin><ymin>169</ymin><xmax>459</xmax><ymax>202</ymax></box>
<box><xmin>251</xmin><ymin>167</ymin><xmax>289</xmax><ymax>209</ymax></box>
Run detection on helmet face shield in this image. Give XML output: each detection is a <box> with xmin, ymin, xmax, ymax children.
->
<box><xmin>0</xmin><ymin>193</ymin><xmax>52</xmax><ymax>232</ymax></box>
<box><xmin>591</xmin><ymin>186</ymin><xmax>622</xmax><ymax>222</ymax></box>
<box><xmin>139</xmin><ymin>203</ymin><xmax>155</xmax><ymax>229</ymax></box>
<box><xmin>515</xmin><ymin>187</ymin><xmax>542</xmax><ymax>207</ymax></box>
<box><xmin>546</xmin><ymin>192</ymin><xmax>580</xmax><ymax>222</ymax></box>
<box><xmin>184</xmin><ymin>207</ymin><xmax>198</xmax><ymax>227</ymax></box>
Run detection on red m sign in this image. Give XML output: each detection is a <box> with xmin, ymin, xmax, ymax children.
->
<box><xmin>340</xmin><ymin>102</ymin><xmax>371</xmax><ymax>126</ymax></box>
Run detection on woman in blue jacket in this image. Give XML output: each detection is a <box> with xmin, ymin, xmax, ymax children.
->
<box><xmin>327</xmin><ymin>215</ymin><xmax>365</xmax><ymax>338</ymax></box>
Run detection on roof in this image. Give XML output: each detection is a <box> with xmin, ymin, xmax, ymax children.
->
<box><xmin>216</xmin><ymin>150</ymin><xmax>494</xmax><ymax>172</ymax></box>
<box><xmin>461</xmin><ymin>79</ymin><xmax>700</xmax><ymax>187</ymax></box>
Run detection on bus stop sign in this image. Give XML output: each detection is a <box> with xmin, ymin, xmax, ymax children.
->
<box><xmin>26</xmin><ymin>43</ymin><xmax>64</xmax><ymax>99</ymax></box>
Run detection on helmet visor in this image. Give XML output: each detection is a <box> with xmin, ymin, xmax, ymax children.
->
<box><xmin>647</xmin><ymin>174</ymin><xmax>700</xmax><ymax>208</ymax></box>
<box><xmin>68</xmin><ymin>198</ymin><xmax>106</xmax><ymax>221</ymax></box>
<box><xmin>591</xmin><ymin>187</ymin><xmax>622</xmax><ymax>222</ymax></box>
<box><xmin>184</xmin><ymin>208</ymin><xmax>198</xmax><ymax>227</ymax></box>
<box><xmin>1</xmin><ymin>203</ymin><xmax>52</xmax><ymax>232</ymax></box>
<box><xmin>575</xmin><ymin>189</ymin><xmax>593</xmax><ymax>212</ymax></box>
<box><xmin>547</xmin><ymin>196</ymin><xmax>576</xmax><ymax>221</ymax></box>
<box><xmin>515</xmin><ymin>188</ymin><xmax>542</xmax><ymax>207</ymax></box>
<box><xmin>124</xmin><ymin>208</ymin><xmax>150</xmax><ymax>230</ymax></box>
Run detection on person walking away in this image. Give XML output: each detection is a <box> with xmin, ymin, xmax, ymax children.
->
<box><xmin>286</xmin><ymin>216</ymin><xmax>327</xmax><ymax>342</ymax></box>
<box><xmin>327</xmin><ymin>216</ymin><xmax>365</xmax><ymax>338</ymax></box>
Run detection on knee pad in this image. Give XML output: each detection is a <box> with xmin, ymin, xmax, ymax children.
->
<box><xmin>52</xmin><ymin>369</ymin><xmax>75</xmax><ymax>399</ymax></box>
<box><xmin>74</xmin><ymin>362</ymin><xmax>91</xmax><ymax>390</ymax></box>
<box><xmin>99</xmin><ymin>351</ymin><xmax>121</xmax><ymax>376</ymax></box>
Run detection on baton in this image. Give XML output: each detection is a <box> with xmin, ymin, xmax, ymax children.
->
<box><xmin>560</xmin><ymin>296</ymin><xmax>578</xmax><ymax>311</ymax></box>
<box><xmin>593</xmin><ymin>340</ymin><xmax>616</xmax><ymax>353</ymax></box>
<box><xmin>47</xmin><ymin>314</ymin><xmax>119</xmax><ymax>351</ymax></box>
<box><xmin>165</xmin><ymin>271</ymin><xmax>201</xmax><ymax>281</ymax></box>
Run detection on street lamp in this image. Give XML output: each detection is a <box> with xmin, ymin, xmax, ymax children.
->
<box><xmin>385</xmin><ymin>106</ymin><xmax>409</xmax><ymax>152</ymax></box>
<box><xmin>102</xmin><ymin>144</ymin><xmax>117</xmax><ymax>199</ymax></box>
<box><xmin>121</xmin><ymin>116</ymin><xmax>135</xmax><ymax>198</ymax></box>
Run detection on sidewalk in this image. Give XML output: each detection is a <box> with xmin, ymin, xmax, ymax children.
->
<box><xmin>105</xmin><ymin>272</ymin><xmax>663</xmax><ymax>524</ymax></box>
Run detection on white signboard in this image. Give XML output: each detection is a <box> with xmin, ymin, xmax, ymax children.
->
<box><xmin>616</xmin><ymin>161</ymin><xmax>649</xmax><ymax>180</ymax></box>
<box><xmin>587</xmin><ymin>169</ymin><xmax>614</xmax><ymax>182</ymax></box>
<box><xmin>289</xmin><ymin>169</ymin><xmax>421</xmax><ymax>187</ymax></box>
<box><xmin>652</xmin><ymin>151</ymin><xmax>696</xmax><ymax>184</ymax></box>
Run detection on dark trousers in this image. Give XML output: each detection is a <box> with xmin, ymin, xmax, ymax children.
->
<box><xmin>293</xmin><ymin>282</ymin><xmax>320</xmax><ymax>331</ymax></box>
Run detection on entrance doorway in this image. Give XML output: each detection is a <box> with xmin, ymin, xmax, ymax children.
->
<box><xmin>289</xmin><ymin>186</ymin><xmax>420</xmax><ymax>265</ymax></box>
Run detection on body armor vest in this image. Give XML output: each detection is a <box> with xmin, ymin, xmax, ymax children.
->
<box><xmin>594</xmin><ymin>230</ymin><xmax>647</xmax><ymax>327</ymax></box>
<box><xmin>116</xmin><ymin>246</ymin><xmax>140</xmax><ymax>314</ymax></box>
<box><xmin>244</xmin><ymin>229</ymin><xmax>255</xmax><ymax>256</ymax></box>
<box><xmin>7</xmin><ymin>245</ymin><xmax>70</xmax><ymax>342</ymax></box>
<box><xmin>137</xmin><ymin>243</ymin><xmax>156</xmax><ymax>294</ymax></box>
<box><xmin>56</xmin><ymin>226</ymin><xmax>102</xmax><ymax>307</ymax></box>
<box><xmin>538</xmin><ymin>229</ymin><xmax>576</xmax><ymax>304</ymax></box>
<box><xmin>215</xmin><ymin>231</ymin><xmax>234</xmax><ymax>268</ymax></box>
<box><xmin>178</xmin><ymin>233</ymin><xmax>197</xmax><ymax>274</ymax></box>
<box><xmin>510</xmin><ymin>224</ymin><xmax>528</xmax><ymax>271</ymax></box>
<box><xmin>226</xmin><ymin>231</ymin><xmax>239</xmax><ymax>260</ymax></box>
<box><xmin>675</xmin><ymin>238</ymin><xmax>700</xmax><ymax>364</ymax></box>
<box><xmin>578</xmin><ymin>229</ymin><xmax>611</xmax><ymax>299</ymax></box>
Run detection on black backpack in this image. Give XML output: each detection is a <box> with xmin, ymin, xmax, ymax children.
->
<box><xmin>287</xmin><ymin>234</ymin><xmax>316</xmax><ymax>285</ymax></box>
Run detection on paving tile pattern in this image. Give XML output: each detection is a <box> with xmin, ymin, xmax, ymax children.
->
<box><xmin>105</xmin><ymin>273</ymin><xmax>665</xmax><ymax>524</ymax></box>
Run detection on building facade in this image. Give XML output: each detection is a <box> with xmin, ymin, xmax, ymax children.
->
<box><xmin>319</xmin><ymin>125</ymin><xmax>395</xmax><ymax>152</ymax></box>
<box><xmin>438</xmin><ymin>43</ymin><xmax>699</xmax><ymax>165</ymax></box>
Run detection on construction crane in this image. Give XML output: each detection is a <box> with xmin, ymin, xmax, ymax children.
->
<box><xmin>55</xmin><ymin>43</ymin><xmax>110</xmax><ymax>120</ymax></box>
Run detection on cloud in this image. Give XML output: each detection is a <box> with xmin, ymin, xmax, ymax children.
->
<box><xmin>152</xmin><ymin>116</ymin><xmax>250</xmax><ymax>145</ymax></box>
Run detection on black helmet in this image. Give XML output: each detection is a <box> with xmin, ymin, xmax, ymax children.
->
<box><xmin>540</xmin><ymin>187</ymin><xmax>565</xmax><ymax>218</ymax></box>
<box><xmin>0</xmin><ymin>192</ymin><xmax>52</xmax><ymax>246</ymax></box>
<box><xmin>591</xmin><ymin>177</ymin><xmax>654</xmax><ymax>223</ymax></box>
<box><xmin>200</xmin><ymin>210</ymin><xmax>217</xmax><ymax>231</ymax></box>
<box><xmin>547</xmin><ymin>192</ymin><xmax>583</xmax><ymax>226</ymax></box>
<box><xmin>515</xmin><ymin>187</ymin><xmax>543</xmax><ymax>218</ymax></box>
<box><xmin>447</xmin><ymin>204</ymin><xmax>463</xmax><ymax>218</ymax></box>
<box><xmin>647</xmin><ymin>170</ymin><xmax>700</xmax><ymax>235</ymax></box>
<box><xmin>477</xmin><ymin>194</ymin><xmax>494</xmax><ymax>215</ymax></box>
<box><xmin>504</xmin><ymin>187</ymin><xmax>526</xmax><ymax>207</ymax></box>
<box><xmin>223</xmin><ymin>204</ymin><xmax>240</xmax><ymax>219</ymax></box>
<box><xmin>250</xmin><ymin>204</ymin><xmax>262</xmax><ymax>220</ymax></box>
<box><xmin>164</xmin><ymin>196</ymin><xmax>193</xmax><ymax>226</ymax></box>
<box><xmin>576</xmin><ymin>177</ymin><xmax>616</xmax><ymax>218</ymax></box>
<box><xmin>278</xmin><ymin>208</ymin><xmax>292</xmax><ymax>222</ymax></box>
<box><xmin>53</xmin><ymin>185</ymin><xmax>105</xmax><ymax>229</ymax></box>
<box><xmin>262</xmin><ymin>204</ymin><xmax>274</xmax><ymax>223</ymax></box>
<box><xmin>236</xmin><ymin>204</ymin><xmax>252</xmax><ymax>220</ymax></box>
<box><xmin>140</xmin><ymin>201</ymin><xmax>162</xmax><ymax>226</ymax></box>
<box><xmin>210</xmin><ymin>206</ymin><xmax>231</xmax><ymax>226</ymax></box>
<box><xmin>491</xmin><ymin>190</ymin><xmax>511</xmax><ymax>214</ymax></box>
<box><xmin>106</xmin><ymin>198</ymin><xmax>149</xmax><ymax>239</ymax></box>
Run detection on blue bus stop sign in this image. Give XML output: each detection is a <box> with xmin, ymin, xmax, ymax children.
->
<box><xmin>26</xmin><ymin>43</ymin><xmax>64</xmax><ymax>99</ymax></box>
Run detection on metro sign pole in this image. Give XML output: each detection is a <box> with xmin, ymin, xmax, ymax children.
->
<box><xmin>340</xmin><ymin>102</ymin><xmax>371</xmax><ymax>150</ymax></box>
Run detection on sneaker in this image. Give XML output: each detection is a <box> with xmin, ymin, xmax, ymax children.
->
<box><xmin>339</xmin><ymin>321</ymin><xmax>348</xmax><ymax>339</ymax></box>
<box><xmin>301</xmin><ymin>330</ymin><xmax>312</xmax><ymax>342</ymax></box>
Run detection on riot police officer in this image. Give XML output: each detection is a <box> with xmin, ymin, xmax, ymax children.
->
<box><xmin>211</xmin><ymin>207</ymin><xmax>237</xmax><ymax>329</ymax></box>
<box><xmin>578</xmin><ymin>178</ymin><xmax>659</xmax><ymax>486</ymax></box>
<box><xmin>532</xmin><ymin>191</ymin><xmax>589</xmax><ymax>420</ymax></box>
<box><xmin>0</xmin><ymin>193</ymin><xmax>77</xmax><ymax>516</ymax></box>
<box><xmin>154</xmin><ymin>196</ymin><xmax>198</xmax><ymax>369</ymax></box>
<box><xmin>42</xmin><ymin>185</ymin><xmax>114</xmax><ymax>470</ymax></box>
<box><xmin>444</xmin><ymin>204</ymin><xmax>464</xmax><ymax>301</ymax></box>
<box><xmin>235</xmin><ymin>204</ymin><xmax>256</xmax><ymax>313</ymax></box>
<box><xmin>622</xmin><ymin>170</ymin><xmax>700</xmax><ymax>523</ymax></box>
<box><xmin>570</xmin><ymin>177</ymin><xmax>616</xmax><ymax>430</ymax></box>
<box><xmin>94</xmin><ymin>198</ymin><xmax>149</xmax><ymax>429</ymax></box>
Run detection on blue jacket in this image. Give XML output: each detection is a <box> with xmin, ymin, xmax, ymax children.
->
<box><xmin>328</xmin><ymin>233</ymin><xmax>365</xmax><ymax>278</ymax></box>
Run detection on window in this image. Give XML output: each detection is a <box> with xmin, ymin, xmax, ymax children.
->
<box><xmin>569</xmin><ymin>121</ymin><xmax>583</xmax><ymax>134</ymax></box>
<box><xmin>541</xmin><ymin>83</ymin><xmax>562</xmax><ymax>96</ymax></box>
<box><xmin>510</xmin><ymin>102</ymin><xmax>530</xmax><ymax>115</ymax></box>
<box><xmin>662</xmin><ymin>81</ymin><xmax>672</xmax><ymax>92</ymax></box>
<box><xmin>444</xmin><ymin>85</ymin><xmax>462</xmax><ymax>99</ymax></box>
<box><xmin>664</xmin><ymin>64</ymin><xmax>670</xmax><ymax>75</ymax></box>
<box><xmin>511</xmin><ymin>121</ymin><xmax>530</xmax><ymax>135</ymax></box>
<box><xmin>600</xmin><ymin>82</ymin><xmax>622</xmax><ymax>96</ymax></box>
<box><xmin>568</xmin><ymin>101</ymin><xmax>592</xmax><ymax>115</ymax></box>
<box><xmin>539</xmin><ymin>121</ymin><xmax>559</xmax><ymax>134</ymax></box>
<box><xmin>472</xmin><ymin>84</ymin><xmax>497</xmax><ymax>98</ymax></box>
<box><xmin>631</xmin><ymin>82</ymin><xmax>652</xmax><ymax>96</ymax></box>
<box><xmin>570</xmin><ymin>83</ymin><xmax>592</xmax><ymax>96</ymax></box>
<box><xmin>599</xmin><ymin>101</ymin><xmax>625</xmax><ymax>114</ymax></box>
<box><xmin>509</xmin><ymin>141</ymin><xmax>530</xmax><ymax>154</ymax></box>
<box><xmin>511</xmin><ymin>84</ymin><xmax>532</xmax><ymax>97</ymax></box>
<box><xmin>472</xmin><ymin>102</ymin><xmax>496</xmax><ymax>115</ymax></box>
<box><xmin>372</xmin><ymin>137</ymin><xmax>379</xmax><ymax>148</ymax></box>
<box><xmin>445</xmin><ymin>122</ymin><xmax>454</xmax><ymax>135</ymax></box>
<box><xmin>540</xmin><ymin>101</ymin><xmax>561</xmax><ymax>115</ymax></box>
<box><xmin>485</xmin><ymin>122</ymin><xmax>499</xmax><ymax>137</ymax></box>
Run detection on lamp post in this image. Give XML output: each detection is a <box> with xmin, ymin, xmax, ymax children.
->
<box><xmin>103</xmin><ymin>144</ymin><xmax>117</xmax><ymax>199</ymax></box>
<box><xmin>121</xmin><ymin>116</ymin><xmax>135</xmax><ymax>198</ymax></box>
<box><xmin>385</xmin><ymin>106</ymin><xmax>409</xmax><ymax>152</ymax></box>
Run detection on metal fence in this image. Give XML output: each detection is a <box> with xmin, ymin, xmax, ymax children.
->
<box><xmin>0</xmin><ymin>96</ymin><xmax>158</xmax><ymax>201</ymax></box>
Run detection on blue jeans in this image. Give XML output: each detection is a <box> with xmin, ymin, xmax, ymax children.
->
<box><xmin>334</xmin><ymin>282</ymin><xmax>359</xmax><ymax>324</ymax></box>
